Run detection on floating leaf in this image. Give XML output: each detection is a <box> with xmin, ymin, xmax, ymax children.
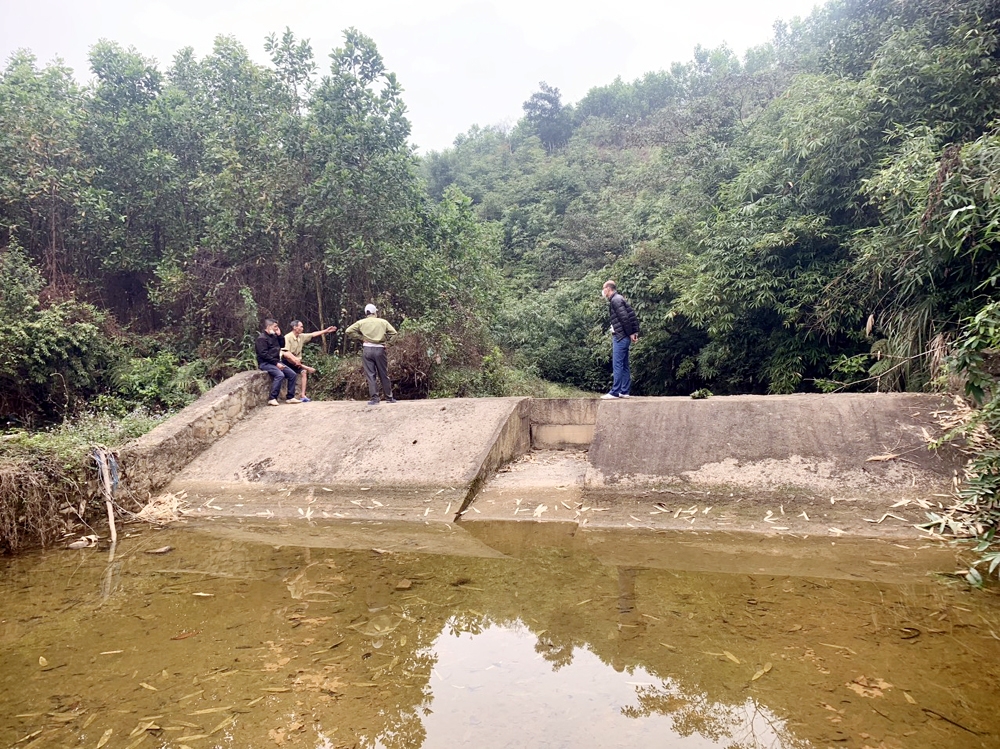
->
<box><xmin>139</xmin><ymin>683</ymin><xmax>158</xmax><ymax>691</ymax></box>
<box><xmin>904</xmin><ymin>692</ymin><xmax>916</xmax><ymax>704</ymax></box>
<box><xmin>124</xmin><ymin>733</ymin><xmax>149</xmax><ymax>749</ymax></box>
<box><xmin>38</xmin><ymin>656</ymin><xmax>48</xmax><ymax>667</ymax></box>
<box><xmin>751</xmin><ymin>668</ymin><xmax>765</xmax><ymax>681</ymax></box>
<box><xmin>723</xmin><ymin>651</ymin><xmax>740</xmax><ymax>664</ymax></box>
<box><xmin>209</xmin><ymin>715</ymin><xmax>236</xmax><ymax>734</ymax></box>
<box><xmin>96</xmin><ymin>728</ymin><xmax>113</xmax><ymax>748</ymax></box>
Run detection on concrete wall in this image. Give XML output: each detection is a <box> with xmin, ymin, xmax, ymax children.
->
<box><xmin>528</xmin><ymin>398</ymin><xmax>598</xmax><ymax>449</ymax></box>
<box><xmin>586</xmin><ymin>393</ymin><xmax>963</xmax><ymax>495</ymax></box>
<box><xmin>118</xmin><ymin>371</ymin><xmax>269</xmax><ymax>500</ymax></box>
<box><xmin>455</xmin><ymin>399</ymin><xmax>532</xmax><ymax>517</ymax></box>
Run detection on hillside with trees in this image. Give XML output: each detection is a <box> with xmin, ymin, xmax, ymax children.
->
<box><xmin>425</xmin><ymin>0</ymin><xmax>1000</xmax><ymax>404</ymax></box>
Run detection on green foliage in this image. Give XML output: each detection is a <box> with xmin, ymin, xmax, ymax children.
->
<box><xmin>0</xmin><ymin>296</ymin><xmax>115</xmax><ymax>422</ymax></box>
<box><xmin>111</xmin><ymin>353</ymin><xmax>211</xmax><ymax>413</ymax></box>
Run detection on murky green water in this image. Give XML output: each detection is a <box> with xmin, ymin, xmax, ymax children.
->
<box><xmin>2</xmin><ymin>520</ymin><xmax>999</xmax><ymax>748</ymax></box>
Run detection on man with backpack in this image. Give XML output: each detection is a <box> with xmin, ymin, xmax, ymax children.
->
<box><xmin>601</xmin><ymin>280</ymin><xmax>640</xmax><ymax>399</ymax></box>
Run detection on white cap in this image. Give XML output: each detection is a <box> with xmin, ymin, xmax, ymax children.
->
<box><xmin>364</xmin><ymin>303</ymin><xmax>377</xmax><ymax>315</ymax></box>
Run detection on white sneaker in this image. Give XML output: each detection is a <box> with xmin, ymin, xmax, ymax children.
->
<box><xmin>600</xmin><ymin>393</ymin><xmax>620</xmax><ymax>400</ymax></box>
<box><xmin>267</xmin><ymin>399</ymin><xmax>279</xmax><ymax>406</ymax></box>
<box><xmin>287</xmin><ymin>398</ymin><xmax>302</xmax><ymax>404</ymax></box>
<box><xmin>620</xmin><ymin>393</ymin><xmax>631</xmax><ymax>398</ymax></box>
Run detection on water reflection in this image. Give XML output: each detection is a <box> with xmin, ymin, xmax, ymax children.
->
<box><xmin>415</xmin><ymin>621</ymin><xmax>797</xmax><ymax>748</ymax></box>
<box><xmin>0</xmin><ymin>520</ymin><xmax>998</xmax><ymax>749</ymax></box>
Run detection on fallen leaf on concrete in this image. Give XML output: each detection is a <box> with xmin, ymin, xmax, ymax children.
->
<box><xmin>533</xmin><ymin>505</ymin><xmax>548</xmax><ymax>518</ymax></box>
<box><xmin>828</xmin><ymin>527</ymin><xmax>846</xmax><ymax>536</ymax></box>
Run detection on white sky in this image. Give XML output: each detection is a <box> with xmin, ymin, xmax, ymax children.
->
<box><xmin>0</xmin><ymin>0</ymin><xmax>821</xmax><ymax>152</ymax></box>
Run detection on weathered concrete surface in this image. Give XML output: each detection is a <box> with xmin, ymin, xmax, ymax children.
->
<box><xmin>164</xmin><ymin>398</ymin><xmax>529</xmax><ymax>519</ymax></box>
<box><xmin>528</xmin><ymin>398</ymin><xmax>597</xmax><ymax>449</ymax></box>
<box><xmin>133</xmin><ymin>386</ymin><xmax>965</xmax><ymax>540</ymax></box>
<box><xmin>586</xmin><ymin>393</ymin><xmax>961</xmax><ymax>497</ymax></box>
<box><xmin>119</xmin><ymin>371</ymin><xmax>269</xmax><ymax>500</ymax></box>
<box><xmin>465</xmin><ymin>393</ymin><xmax>964</xmax><ymax>540</ymax></box>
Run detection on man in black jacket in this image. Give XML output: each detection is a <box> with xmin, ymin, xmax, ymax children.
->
<box><xmin>601</xmin><ymin>280</ymin><xmax>639</xmax><ymax>399</ymax></box>
<box><xmin>255</xmin><ymin>319</ymin><xmax>299</xmax><ymax>406</ymax></box>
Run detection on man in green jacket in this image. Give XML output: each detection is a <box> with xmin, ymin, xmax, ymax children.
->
<box><xmin>345</xmin><ymin>303</ymin><xmax>398</xmax><ymax>405</ymax></box>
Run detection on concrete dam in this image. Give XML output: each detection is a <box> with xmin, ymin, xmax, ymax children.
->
<box><xmin>120</xmin><ymin>372</ymin><xmax>962</xmax><ymax>538</ymax></box>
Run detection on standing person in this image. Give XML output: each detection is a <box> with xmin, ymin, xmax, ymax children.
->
<box><xmin>283</xmin><ymin>320</ymin><xmax>336</xmax><ymax>402</ymax></box>
<box><xmin>601</xmin><ymin>280</ymin><xmax>640</xmax><ymax>399</ymax></box>
<box><xmin>345</xmin><ymin>303</ymin><xmax>398</xmax><ymax>405</ymax></box>
<box><xmin>256</xmin><ymin>319</ymin><xmax>299</xmax><ymax>406</ymax></box>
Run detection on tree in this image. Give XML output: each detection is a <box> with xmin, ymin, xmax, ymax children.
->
<box><xmin>522</xmin><ymin>82</ymin><xmax>573</xmax><ymax>153</ymax></box>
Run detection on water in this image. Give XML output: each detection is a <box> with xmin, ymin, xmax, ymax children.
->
<box><xmin>2</xmin><ymin>519</ymin><xmax>999</xmax><ymax>748</ymax></box>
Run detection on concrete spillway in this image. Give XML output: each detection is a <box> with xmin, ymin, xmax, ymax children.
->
<box><xmin>126</xmin><ymin>374</ymin><xmax>961</xmax><ymax>531</ymax></box>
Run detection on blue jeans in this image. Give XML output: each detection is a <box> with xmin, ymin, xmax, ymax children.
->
<box><xmin>611</xmin><ymin>336</ymin><xmax>631</xmax><ymax>396</ymax></box>
<box><xmin>259</xmin><ymin>363</ymin><xmax>297</xmax><ymax>400</ymax></box>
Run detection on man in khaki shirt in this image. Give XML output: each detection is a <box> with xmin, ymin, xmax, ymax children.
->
<box><xmin>344</xmin><ymin>304</ymin><xmax>397</xmax><ymax>405</ymax></box>
<box><xmin>282</xmin><ymin>320</ymin><xmax>336</xmax><ymax>402</ymax></box>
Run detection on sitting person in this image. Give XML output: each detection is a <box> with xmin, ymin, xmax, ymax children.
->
<box><xmin>255</xmin><ymin>318</ymin><xmax>299</xmax><ymax>406</ymax></box>
<box><xmin>282</xmin><ymin>320</ymin><xmax>336</xmax><ymax>402</ymax></box>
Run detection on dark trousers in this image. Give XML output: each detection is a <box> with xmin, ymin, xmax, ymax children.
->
<box><xmin>362</xmin><ymin>346</ymin><xmax>393</xmax><ymax>398</ymax></box>
<box><xmin>259</xmin><ymin>363</ymin><xmax>297</xmax><ymax>400</ymax></box>
<box><xmin>611</xmin><ymin>336</ymin><xmax>632</xmax><ymax>396</ymax></box>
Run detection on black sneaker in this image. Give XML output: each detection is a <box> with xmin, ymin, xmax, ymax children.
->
<box><xmin>386</xmin><ymin>397</ymin><xmax>398</xmax><ymax>403</ymax></box>
<box><xmin>367</xmin><ymin>397</ymin><xmax>380</xmax><ymax>406</ymax></box>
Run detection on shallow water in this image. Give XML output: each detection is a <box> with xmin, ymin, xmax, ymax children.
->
<box><xmin>2</xmin><ymin>520</ymin><xmax>999</xmax><ymax>749</ymax></box>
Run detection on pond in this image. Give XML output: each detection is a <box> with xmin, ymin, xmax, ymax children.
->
<box><xmin>2</xmin><ymin>519</ymin><xmax>999</xmax><ymax>748</ymax></box>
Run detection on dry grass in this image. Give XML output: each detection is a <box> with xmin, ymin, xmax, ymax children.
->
<box><xmin>134</xmin><ymin>491</ymin><xmax>189</xmax><ymax>524</ymax></box>
<box><xmin>0</xmin><ymin>459</ymin><xmax>89</xmax><ymax>553</ymax></box>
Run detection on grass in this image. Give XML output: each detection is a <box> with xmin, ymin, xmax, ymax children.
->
<box><xmin>0</xmin><ymin>409</ymin><xmax>166</xmax><ymax>554</ymax></box>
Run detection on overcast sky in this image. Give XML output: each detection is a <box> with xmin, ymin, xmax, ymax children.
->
<box><xmin>1</xmin><ymin>0</ymin><xmax>821</xmax><ymax>152</ymax></box>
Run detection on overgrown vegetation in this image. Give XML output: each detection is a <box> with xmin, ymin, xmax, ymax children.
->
<box><xmin>0</xmin><ymin>409</ymin><xmax>164</xmax><ymax>552</ymax></box>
